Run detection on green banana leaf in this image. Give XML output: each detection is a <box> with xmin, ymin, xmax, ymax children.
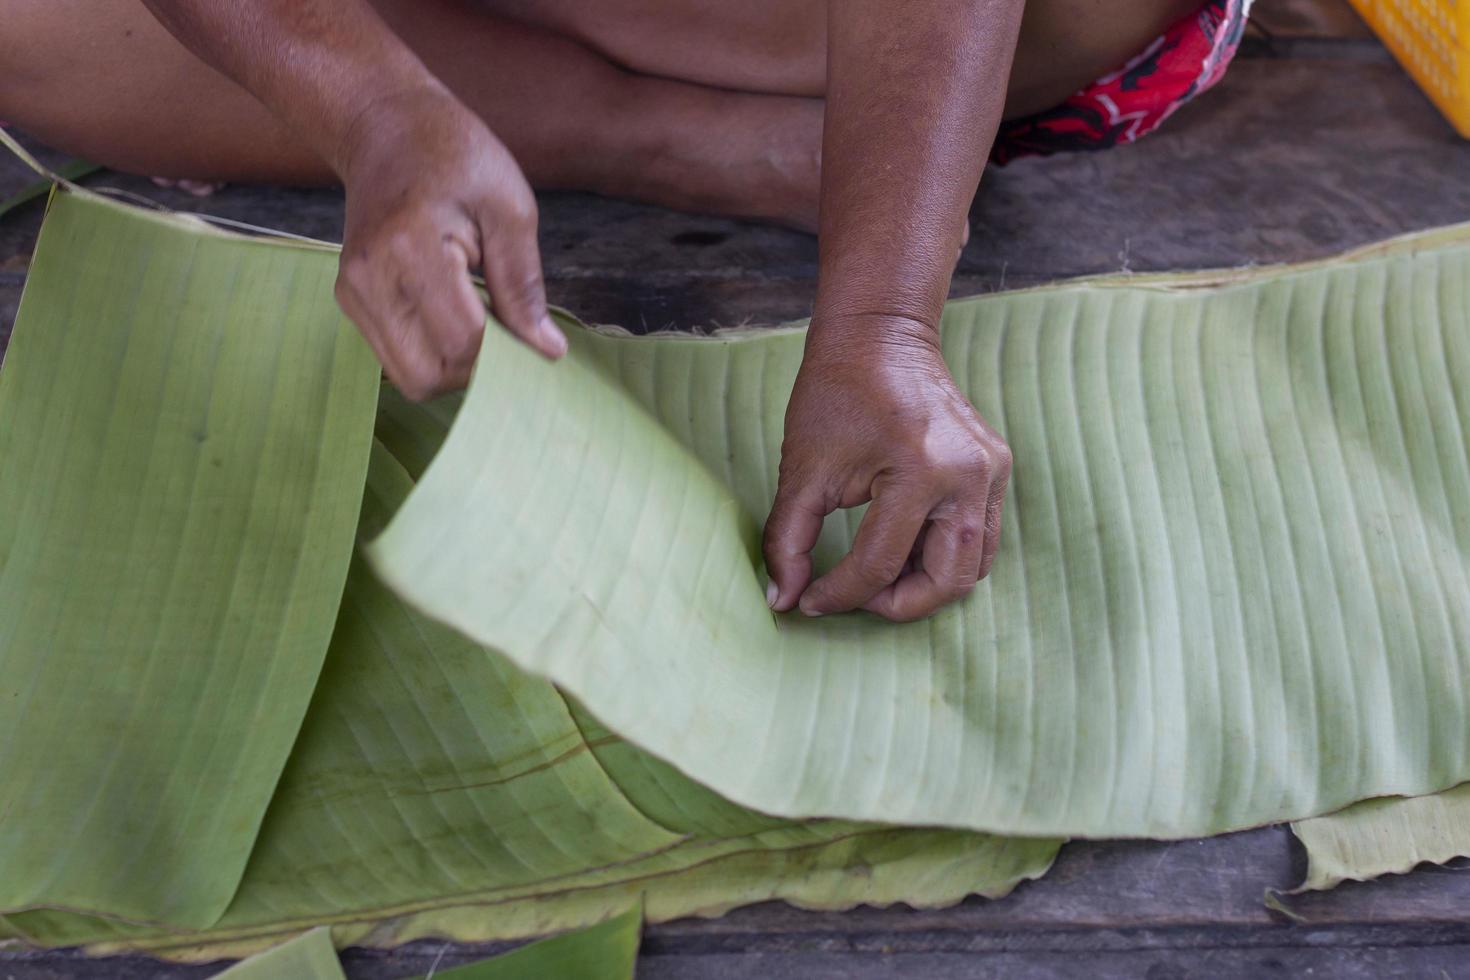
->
<box><xmin>372</xmin><ymin>219</ymin><xmax>1470</xmax><ymax>841</ymax></box>
<box><xmin>420</xmin><ymin>904</ymin><xmax>640</xmax><ymax>980</ymax></box>
<box><xmin>210</xmin><ymin>905</ymin><xmax>640</xmax><ymax>980</ymax></box>
<box><xmin>0</xmin><ymin>186</ymin><xmax>380</xmax><ymax>926</ymax></box>
<box><xmin>1288</xmin><ymin>782</ymin><xmax>1470</xmax><ymax>892</ymax></box>
<box><xmin>212</xmin><ymin>928</ymin><xmax>343</xmax><ymax>979</ymax></box>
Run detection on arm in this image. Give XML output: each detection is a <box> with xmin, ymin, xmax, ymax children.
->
<box><xmin>763</xmin><ymin>0</ymin><xmax>1023</xmax><ymax>621</ymax></box>
<box><xmin>140</xmin><ymin>0</ymin><xmax>565</xmax><ymax>397</ymax></box>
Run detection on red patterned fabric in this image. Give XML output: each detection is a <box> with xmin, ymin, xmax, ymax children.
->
<box><xmin>992</xmin><ymin>0</ymin><xmax>1250</xmax><ymax>164</ymax></box>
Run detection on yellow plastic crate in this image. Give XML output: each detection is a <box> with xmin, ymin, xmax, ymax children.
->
<box><xmin>1347</xmin><ymin>0</ymin><xmax>1469</xmax><ymax>135</ymax></box>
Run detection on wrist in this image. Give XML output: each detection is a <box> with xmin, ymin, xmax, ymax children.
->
<box><xmin>804</xmin><ymin>309</ymin><xmax>943</xmax><ymax>363</ymax></box>
<box><xmin>332</xmin><ymin>79</ymin><xmax>461</xmax><ymax>181</ymax></box>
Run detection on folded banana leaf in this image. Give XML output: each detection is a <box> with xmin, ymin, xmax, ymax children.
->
<box><xmin>1289</xmin><ymin>782</ymin><xmax>1470</xmax><ymax>892</ymax></box>
<box><xmin>5</xmin><ymin>168</ymin><xmax>1470</xmax><ymax>959</ymax></box>
<box><xmin>373</xmin><ymin>218</ymin><xmax>1470</xmax><ymax>840</ymax></box>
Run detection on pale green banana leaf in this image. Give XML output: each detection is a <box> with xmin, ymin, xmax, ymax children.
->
<box><xmin>212</xmin><ymin>928</ymin><xmax>343</xmax><ymax>979</ymax></box>
<box><xmin>0</xmin><ymin>187</ymin><xmax>380</xmax><ymax>926</ymax></box>
<box><xmin>372</xmin><ymin>221</ymin><xmax>1470</xmax><ymax>841</ymax></box>
<box><xmin>0</xmin><ymin>207</ymin><xmax>1054</xmax><ymax>956</ymax></box>
<box><xmin>1288</xmin><ymin>782</ymin><xmax>1470</xmax><ymax>892</ymax></box>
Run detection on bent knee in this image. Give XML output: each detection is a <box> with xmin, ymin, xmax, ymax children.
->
<box><xmin>1005</xmin><ymin>0</ymin><xmax>1202</xmax><ymax>118</ymax></box>
<box><xmin>0</xmin><ymin>0</ymin><xmax>148</xmax><ymax>136</ymax></box>
<box><xmin>0</xmin><ymin>2</ymin><xmax>63</xmax><ymax>116</ymax></box>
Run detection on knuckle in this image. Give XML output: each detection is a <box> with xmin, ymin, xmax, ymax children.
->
<box><xmin>394</xmin><ymin>364</ymin><xmax>445</xmax><ymax>403</ymax></box>
<box><xmin>921</xmin><ymin>441</ymin><xmax>986</xmax><ymax>482</ymax></box>
<box><xmin>335</xmin><ymin>258</ymin><xmax>368</xmax><ymax>295</ymax></box>
<box><xmin>384</xmin><ymin>229</ymin><xmax>421</xmax><ymax>261</ymax></box>
<box><xmin>396</xmin><ymin>379</ymin><xmax>433</xmax><ymax>402</ymax></box>
<box><xmin>993</xmin><ymin>441</ymin><xmax>1014</xmax><ymax>474</ymax></box>
<box><xmin>512</xmin><ymin>272</ymin><xmax>547</xmax><ymax>310</ymax></box>
<box><xmin>861</xmin><ymin>550</ymin><xmax>907</xmax><ymax>585</ymax></box>
<box><xmin>486</xmin><ymin>191</ymin><xmax>538</xmax><ymax>235</ymax></box>
<box><xmin>762</xmin><ymin>500</ymin><xmax>805</xmax><ymax>555</ymax></box>
<box><xmin>947</xmin><ymin>576</ymin><xmax>977</xmax><ymax>601</ymax></box>
<box><xmin>441</xmin><ymin>321</ymin><xmax>485</xmax><ymax>363</ymax></box>
<box><xmin>761</xmin><ymin>517</ymin><xmax>786</xmax><ymax>554</ymax></box>
<box><xmin>505</xmin><ymin>191</ymin><xmax>539</xmax><ymax>231</ymax></box>
<box><xmin>495</xmin><ymin>276</ymin><xmax>547</xmax><ymax>329</ymax></box>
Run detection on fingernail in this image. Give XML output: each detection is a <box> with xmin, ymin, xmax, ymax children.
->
<box><xmin>539</xmin><ymin>317</ymin><xmax>567</xmax><ymax>358</ymax></box>
<box><xmin>766</xmin><ymin>580</ymin><xmax>780</xmax><ymax>609</ymax></box>
<box><xmin>799</xmin><ymin>596</ymin><xmax>824</xmax><ymax>617</ymax></box>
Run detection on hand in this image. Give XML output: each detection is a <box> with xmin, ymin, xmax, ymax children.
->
<box><xmin>333</xmin><ymin>85</ymin><xmax>565</xmax><ymax>400</ymax></box>
<box><xmin>763</xmin><ymin>315</ymin><xmax>1011</xmax><ymax>622</ymax></box>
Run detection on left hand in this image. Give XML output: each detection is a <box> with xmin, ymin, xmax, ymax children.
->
<box><xmin>762</xmin><ymin>314</ymin><xmax>1011</xmax><ymax>622</ymax></box>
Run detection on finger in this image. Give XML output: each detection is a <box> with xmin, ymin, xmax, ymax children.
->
<box><xmin>378</xmin><ymin>302</ymin><xmax>452</xmax><ymax>400</ymax></box>
<box><xmin>479</xmin><ymin>208</ymin><xmax>566</xmax><ymax>360</ymax></box>
<box><xmin>418</xmin><ymin>240</ymin><xmax>488</xmax><ymax>381</ymax></box>
<box><xmin>864</xmin><ymin>492</ymin><xmax>987</xmax><ymax>623</ymax></box>
<box><xmin>799</xmin><ymin>487</ymin><xmax>932</xmax><ymax>617</ymax></box>
<box><xmin>762</xmin><ymin>473</ymin><xmax>829</xmax><ymax>613</ymax></box>
<box><xmin>977</xmin><ymin>456</ymin><xmax>1010</xmax><ymax>581</ymax></box>
<box><xmin>335</xmin><ymin>274</ymin><xmax>445</xmax><ymax>401</ymax></box>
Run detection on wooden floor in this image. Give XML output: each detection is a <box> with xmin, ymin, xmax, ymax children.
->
<box><xmin>3</xmin><ymin>1</ymin><xmax>1470</xmax><ymax>976</ymax></box>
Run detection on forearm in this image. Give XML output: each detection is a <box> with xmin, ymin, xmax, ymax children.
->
<box><xmin>811</xmin><ymin>0</ymin><xmax>1025</xmax><ymax>348</ymax></box>
<box><xmin>139</xmin><ymin>0</ymin><xmax>441</xmax><ymax>175</ymax></box>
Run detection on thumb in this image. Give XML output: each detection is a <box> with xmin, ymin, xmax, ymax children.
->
<box><xmin>479</xmin><ymin>207</ymin><xmax>565</xmax><ymax>360</ymax></box>
<box><xmin>761</xmin><ymin>472</ymin><xmax>828</xmax><ymax>612</ymax></box>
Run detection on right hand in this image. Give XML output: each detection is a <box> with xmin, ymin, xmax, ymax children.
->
<box><xmin>333</xmin><ymin>85</ymin><xmax>565</xmax><ymax>400</ymax></box>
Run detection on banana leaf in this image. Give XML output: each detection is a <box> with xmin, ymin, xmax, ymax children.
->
<box><xmin>6</xmin><ymin>164</ymin><xmax>1470</xmax><ymax>955</ymax></box>
<box><xmin>0</xmin><ymin>186</ymin><xmax>380</xmax><ymax>926</ymax></box>
<box><xmin>210</xmin><ymin>905</ymin><xmax>640</xmax><ymax>980</ymax></box>
<box><xmin>1288</xmin><ymin>782</ymin><xmax>1470</xmax><ymax>892</ymax></box>
<box><xmin>418</xmin><ymin>904</ymin><xmax>640</xmax><ymax>980</ymax></box>
<box><xmin>372</xmin><ymin>220</ymin><xmax>1470</xmax><ymax>840</ymax></box>
<box><xmin>212</xmin><ymin>928</ymin><xmax>342</xmax><ymax>979</ymax></box>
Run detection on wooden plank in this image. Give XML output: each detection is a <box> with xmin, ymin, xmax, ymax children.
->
<box><xmin>1250</xmin><ymin>0</ymin><xmax>1376</xmax><ymax>40</ymax></box>
<box><xmin>14</xmin><ymin>938</ymin><xmax>1470</xmax><ymax>980</ymax></box>
<box><xmin>632</xmin><ymin>945</ymin><xmax>1470</xmax><ymax>979</ymax></box>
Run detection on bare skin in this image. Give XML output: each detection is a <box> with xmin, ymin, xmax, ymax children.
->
<box><xmin>0</xmin><ymin>0</ymin><xmax>1199</xmax><ymax>620</ymax></box>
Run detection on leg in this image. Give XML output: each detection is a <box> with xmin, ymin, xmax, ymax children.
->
<box><xmin>0</xmin><ymin>0</ymin><xmax>823</xmax><ymax>227</ymax></box>
<box><xmin>492</xmin><ymin>0</ymin><xmax>1205</xmax><ymax>116</ymax></box>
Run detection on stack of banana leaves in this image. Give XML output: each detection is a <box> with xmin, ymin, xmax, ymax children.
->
<box><xmin>2</xmin><ymin>135</ymin><xmax>1469</xmax><ymax>975</ymax></box>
